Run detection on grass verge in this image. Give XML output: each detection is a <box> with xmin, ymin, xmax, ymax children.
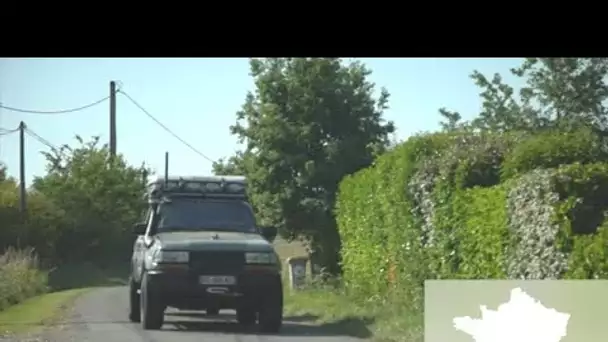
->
<box><xmin>0</xmin><ymin>256</ymin><xmax>129</xmax><ymax>339</ymax></box>
<box><xmin>0</xmin><ymin>288</ymin><xmax>88</xmax><ymax>337</ymax></box>
<box><xmin>274</xmin><ymin>239</ymin><xmax>422</xmax><ymax>341</ymax></box>
<box><xmin>284</xmin><ymin>286</ymin><xmax>422</xmax><ymax>342</ymax></box>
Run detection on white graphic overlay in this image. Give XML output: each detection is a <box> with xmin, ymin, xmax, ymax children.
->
<box><xmin>453</xmin><ymin>287</ymin><xmax>570</xmax><ymax>342</ymax></box>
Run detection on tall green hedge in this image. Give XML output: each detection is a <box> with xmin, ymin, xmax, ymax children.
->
<box><xmin>336</xmin><ymin>128</ymin><xmax>608</xmax><ymax>306</ymax></box>
<box><xmin>454</xmin><ymin>185</ymin><xmax>509</xmax><ymax>279</ymax></box>
<box><xmin>337</xmin><ymin>133</ymin><xmax>453</xmax><ymax>299</ymax></box>
<box><xmin>501</xmin><ymin>128</ymin><xmax>608</xmax><ymax>179</ymax></box>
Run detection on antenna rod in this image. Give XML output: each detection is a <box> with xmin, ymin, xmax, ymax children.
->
<box><xmin>164</xmin><ymin>152</ymin><xmax>169</xmax><ymax>186</ymax></box>
<box><xmin>109</xmin><ymin>81</ymin><xmax>117</xmax><ymax>157</ymax></box>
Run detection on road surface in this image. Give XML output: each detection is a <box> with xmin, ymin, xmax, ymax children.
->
<box><xmin>8</xmin><ymin>287</ymin><xmax>369</xmax><ymax>342</ymax></box>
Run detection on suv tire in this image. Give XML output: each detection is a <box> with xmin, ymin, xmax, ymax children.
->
<box><xmin>140</xmin><ymin>273</ymin><xmax>164</xmax><ymax>330</ymax></box>
<box><xmin>236</xmin><ymin>306</ymin><xmax>256</xmax><ymax>326</ymax></box>
<box><xmin>128</xmin><ymin>277</ymin><xmax>141</xmax><ymax>322</ymax></box>
<box><xmin>258</xmin><ymin>290</ymin><xmax>283</xmax><ymax>333</ymax></box>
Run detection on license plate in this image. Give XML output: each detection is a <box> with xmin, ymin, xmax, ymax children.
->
<box><xmin>199</xmin><ymin>275</ymin><xmax>236</xmax><ymax>285</ymax></box>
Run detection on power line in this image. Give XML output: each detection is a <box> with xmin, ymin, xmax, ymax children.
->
<box><xmin>0</xmin><ymin>93</ymin><xmax>115</xmax><ymax>115</ymax></box>
<box><xmin>0</xmin><ymin>126</ymin><xmax>18</xmax><ymax>132</ymax></box>
<box><xmin>118</xmin><ymin>89</ymin><xmax>215</xmax><ymax>163</ymax></box>
<box><xmin>0</xmin><ymin>127</ymin><xmax>19</xmax><ymax>136</ymax></box>
<box><xmin>24</xmin><ymin>127</ymin><xmax>61</xmax><ymax>152</ymax></box>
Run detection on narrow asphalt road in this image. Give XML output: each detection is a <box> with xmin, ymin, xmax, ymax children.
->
<box><xmin>24</xmin><ymin>287</ymin><xmax>368</xmax><ymax>342</ymax></box>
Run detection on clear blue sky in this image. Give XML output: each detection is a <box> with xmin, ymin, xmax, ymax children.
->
<box><xmin>0</xmin><ymin>58</ymin><xmax>524</xmax><ymax>185</ymax></box>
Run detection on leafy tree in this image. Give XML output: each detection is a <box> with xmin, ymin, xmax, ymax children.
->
<box><xmin>0</xmin><ymin>165</ymin><xmax>64</xmax><ymax>260</ymax></box>
<box><xmin>443</xmin><ymin>58</ymin><xmax>608</xmax><ymax>134</ymax></box>
<box><xmin>512</xmin><ymin>58</ymin><xmax>608</xmax><ymax>131</ymax></box>
<box><xmin>0</xmin><ymin>162</ymin><xmax>6</xmax><ymax>182</ymax></box>
<box><xmin>212</xmin><ymin>151</ymin><xmax>247</xmax><ymax>175</ymax></box>
<box><xmin>229</xmin><ymin>58</ymin><xmax>395</xmax><ymax>274</ymax></box>
<box><xmin>32</xmin><ymin>135</ymin><xmax>149</xmax><ymax>263</ymax></box>
<box><xmin>438</xmin><ymin>108</ymin><xmax>466</xmax><ymax>132</ymax></box>
<box><xmin>469</xmin><ymin>71</ymin><xmax>530</xmax><ymax>132</ymax></box>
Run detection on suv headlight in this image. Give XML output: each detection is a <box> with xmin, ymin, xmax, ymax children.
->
<box><xmin>153</xmin><ymin>250</ymin><xmax>189</xmax><ymax>263</ymax></box>
<box><xmin>245</xmin><ymin>252</ymin><xmax>278</xmax><ymax>264</ymax></box>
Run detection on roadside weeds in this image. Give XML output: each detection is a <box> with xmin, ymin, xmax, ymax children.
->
<box><xmin>0</xmin><ymin>288</ymin><xmax>87</xmax><ymax>338</ymax></box>
<box><xmin>0</xmin><ymin>262</ymin><xmax>129</xmax><ymax>339</ymax></box>
<box><xmin>284</xmin><ymin>285</ymin><xmax>422</xmax><ymax>342</ymax></box>
<box><xmin>275</xmin><ymin>239</ymin><xmax>422</xmax><ymax>342</ymax></box>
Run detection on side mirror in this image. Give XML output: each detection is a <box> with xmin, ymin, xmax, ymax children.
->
<box><xmin>133</xmin><ymin>222</ymin><xmax>147</xmax><ymax>235</ymax></box>
<box><xmin>260</xmin><ymin>226</ymin><xmax>278</xmax><ymax>243</ymax></box>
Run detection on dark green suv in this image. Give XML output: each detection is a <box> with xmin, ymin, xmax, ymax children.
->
<box><xmin>128</xmin><ymin>176</ymin><xmax>283</xmax><ymax>332</ymax></box>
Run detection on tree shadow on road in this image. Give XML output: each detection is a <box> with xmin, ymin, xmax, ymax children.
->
<box><xmin>165</xmin><ymin>311</ymin><xmax>374</xmax><ymax>338</ymax></box>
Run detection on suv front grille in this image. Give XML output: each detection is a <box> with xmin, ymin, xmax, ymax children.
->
<box><xmin>189</xmin><ymin>251</ymin><xmax>245</xmax><ymax>275</ymax></box>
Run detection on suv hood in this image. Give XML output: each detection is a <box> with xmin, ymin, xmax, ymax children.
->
<box><xmin>156</xmin><ymin>231</ymin><xmax>273</xmax><ymax>252</ymax></box>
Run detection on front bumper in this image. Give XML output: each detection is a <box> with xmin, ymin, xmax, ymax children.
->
<box><xmin>146</xmin><ymin>264</ymin><xmax>282</xmax><ymax>309</ymax></box>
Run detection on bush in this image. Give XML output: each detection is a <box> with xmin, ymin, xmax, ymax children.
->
<box><xmin>453</xmin><ymin>185</ymin><xmax>509</xmax><ymax>279</ymax></box>
<box><xmin>0</xmin><ymin>178</ymin><xmax>64</xmax><ymax>262</ymax></box>
<box><xmin>420</xmin><ymin>132</ymin><xmax>521</xmax><ymax>279</ymax></box>
<box><xmin>336</xmin><ymin>128</ymin><xmax>608</xmax><ymax>328</ymax></box>
<box><xmin>506</xmin><ymin>169</ymin><xmax>567</xmax><ymax>279</ymax></box>
<box><xmin>501</xmin><ymin>128</ymin><xmax>608</xmax><ymax>180</ymax></box>
<box><xmin>506</xmin><ymin>162</ymin><xmax>608</xmax><ymax>279</ymax></box>
<box><xmin>0</xmin><ymin>247</ymin><xmax>48</xmax><ymax>311</ymax></box>
<box><xmin>0</xmin><ymin>136</ymin><xmax>147</xmax><ymax>313</ymax></box>
<box><xmin>337</xmin><ymin>133</ymin><xmax>446</xmax><ymax>300</ymax></box>
<box><xmin>337</xmin><ymin>131</ymin><xmax>521</xmax><ymax>295</ymax></box>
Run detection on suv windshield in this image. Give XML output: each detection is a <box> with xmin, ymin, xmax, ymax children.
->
<box><xmin>156</xmin><ymin>198</ymin><xmax>257</xmax><ymax>233</ymax></box>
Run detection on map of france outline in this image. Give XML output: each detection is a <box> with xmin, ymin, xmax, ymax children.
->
<box><xmin>452</xmin><ymin>287</ymin><xmax>571</xmax><ymax>342</ymax></box>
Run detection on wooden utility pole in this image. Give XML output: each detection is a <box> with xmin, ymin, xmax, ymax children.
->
<box><xmin>18</xmin><ymin>121</ymin><xmax>26</xmax><ymax>220</ymax></box>
<box><xmin>109</xmin><ymin>81</ymin><xmax>117</xmax><ymax>157</ymax></box>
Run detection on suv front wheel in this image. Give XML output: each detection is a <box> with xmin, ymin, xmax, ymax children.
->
<box><xmin>258</xmin><ymin>289</ymin><xmax>283</xmax><ymax>333</ymax></box>
<box><xmin>236</xmin><ymin>305</ymin><xmax>256</xmax><ymax>326</ymax></box>
<box><xmin>140</xmin><ymin>272</ymin><xmax>165</xmax><ymax>330</ymax></box>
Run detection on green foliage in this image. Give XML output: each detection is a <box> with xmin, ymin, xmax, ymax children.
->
<box><xmin>565</xmin><ymin>220</ymin><xmax>608</xmax><ymax>279</ymax></box>
<box><xmin>441</xmin><ymin>58</ymin><xmax>608</xmax><ymax>134</ymax></box>
<box><xmin>309</xmin><ymin>57</ymin><xmax>608</xmax><ymax>341</ymax></box>
<box><xmin>512</xmin><ymin>58</ymin><xmax>608</xmax><ymax>130</ymax></box>
<box><xmin>337</xmin><ymin>128</ymin><xmax>608</xmax><ymax>328</ymax></box>
<box><xmin>505</xmin><ymin>162</ymin><xmax>608</xmax><ymax>279</ymax></box>
<box><xmin>32</xmin><ymin>136</ymin><xmax>148</xmax><ymax>263</ymax></box>
<box><xmin>0</xmin><ymin>135</ymin><xmax>148</xmax><ymax>311</ymax></box>
<box><xmin>0</xmin><ymin>248</ymin><xmax>47</xmax><ymax>311</ymax></box>
<box><xmin>0</xmin><ymin>135</ymin><xmax>148</xmax><ymax>264</ymax></box>
<box><xmin>227</xmin><ymin>58</ymin><xmax>395</xmax><ymax>274</ymax></box>
<box><xmin>438</xmin><ymin>108</ymin><xmax>465</xmax><ymax>132</ymax></box>
<box><xmin>337</xmin><ymin>130</ymin><xmax>522</xmax><ymax>297</ymax></box>
<box><xmin>502</xmin><ymin>128</ymin><xmax>608</xmax><ymax>179</ymax></box>
<box><xmin>336</xmin><ymin>133</ymin><xmax>447</xmax><ymax>299</ymax></box>
<box><xmin>0</xmin><ymin>178</ymin><xmax>65</xmax><ymax>260</ymax></box>
<box><xmin>553</xmin><ymin>163</ymin><xmax>608</xmax><ymax>235</ymax></box>
<box><xmin>212</xmin><ymin>151</ymin><xmax>248</xmax><ymax>176</ymax></box>
<box><xmin>0</xmin><ymin>162</ymin><xmax>6</xmax><ymax>181</ymax></box>
<box><xmin>455</xmin><ymin>185</ymin><xmax>509</xmax><ymax>278</ymax></box>
<box><xmin>336</xmin><ymin>168</ymin><xmax>387</xmax><ymax>296</ymax></box>
<box><xmin>552</xmin><ymin>163</ymin><xmax>608</xmax><ymax>279</ymax></box>
<box><xmin>408</xmin><ymin>132</ymin><xmax>521</xmax><ymax>279</ymax></box>
<box><xmin>505</xmin><ymin>169</ymin><xmax>567</xmax><ymax>279</ymax></box>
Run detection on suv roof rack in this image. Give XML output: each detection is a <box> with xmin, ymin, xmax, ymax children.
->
<box><xmin>145</xmin><ymin>175</ymin><xmax>247</xmax><ymax>203</ymax></box>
